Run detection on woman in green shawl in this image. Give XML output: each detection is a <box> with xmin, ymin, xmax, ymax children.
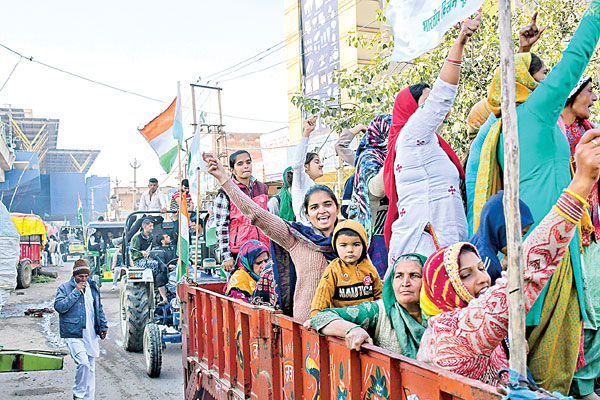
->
<box><xmin>268</xmin><ymin>167</ymin><xmax>295</xmax><ymax>221</ymax></box>
<box><xmin>307</xmin><ymin>254</ymin><xmax>426</xmax><ymax>358</ymax></box>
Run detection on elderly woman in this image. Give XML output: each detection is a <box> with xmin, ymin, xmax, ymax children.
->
<box><xmin>307</xmin><ymin>254</ymin><xmax>426</xmax><ymax>358</ymax></box>
<box><xmin>561</xmin><ymin>73</ymin><xmax>600</xmax><ymax>399</ymax></box>
<box><xmin>224</xmin><ymin>240</ymin><xmax>270</xmax><ymax>303</ymax></box>
<box><xmin>383</xmin><ymin>17</ymin><xmax>480</xmax><ymax>271</ymax></box>
<box><xmin>417</xmin><ymin>128</ymin><xmax>600</xmax><ymax>391</ymax></box>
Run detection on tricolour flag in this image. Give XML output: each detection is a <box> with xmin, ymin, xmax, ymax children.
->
<box><xmin>77</xmin><ymin>192</ymin><xmax>84</xmax><ymax>226</ymax></box>
<box><xmin>385</xmin><ymin>0</ymin><xmax>483</xmax><ymax>62</ymax></box>
<box><xmin>176</xmin><ymin>192</ymin><xmax>190</xmax><ymax>282</ymax></box>
<box><xmin>138</xmin><ymin>83</ymin><xmax>184</xmax><ymax>173</ymax></box>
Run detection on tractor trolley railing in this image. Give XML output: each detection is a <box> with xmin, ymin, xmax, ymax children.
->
<box><xmin>177</xmin><ymin>282</ymin><xmax>501</xmax><ymax>400</ymax></box>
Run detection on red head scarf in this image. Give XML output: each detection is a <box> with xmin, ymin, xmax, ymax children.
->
<box><xmin>420</xmin><ymin>242</ymin><xmax>478</xmax><ymax>319</ymax></box>
<box><xmin>382</xmin><ymin>86</ymin><xmax>466</xmax><ymax>247</ymax></box>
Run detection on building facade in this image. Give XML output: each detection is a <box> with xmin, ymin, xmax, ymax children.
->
<box><xmin>284</xmin><ymin>0</ymin><xmax>384</xmax><ymax>142</ymax></box>
<box><xmin>0</xmin><ymin>107</ymin><xmax>107</xmax><ymax>224</ymax></box>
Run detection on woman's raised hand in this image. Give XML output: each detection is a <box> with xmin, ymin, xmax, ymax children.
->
<box><xmin>570</xmin><ymin>129</ymin><xmax>600</xmax><ymax>199</ymax></box>
<box><xmin>458</xmin><ymin>14</ymin><xmax>481</xmax><ymax>45</ymax></box>
<box><xmin>441</xmin><ymin>13</ymin><xmax>481</xmax><ymax>84</ymax></box>
<box><xmin>203</xmin><ymin>152</ymin><xmax>229</xmax><ymax>185</ymax></box>
<box><xmin>349</xmin><ymin>123</ymin><xmax>368</xmax><ymax>135</ymax></box>
<box><xmin>302</xmin><ymin>115</ymin><xmax>318</xmax><ymax>138</ymax></box>
<box><xmin>519</xmin><ymin>11</ymin><xmax>546</xmax><ymax>52</ymax></box>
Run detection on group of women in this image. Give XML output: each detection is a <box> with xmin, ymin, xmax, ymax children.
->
<box><xmin>204</xmin><ymin>2</ymin><xmax>600</xmax><ymax>397</ymax></box>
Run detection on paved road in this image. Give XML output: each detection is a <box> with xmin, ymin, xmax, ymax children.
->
<box><xmin>0</xmin><ymin>261</ymin><xmax>184</xmax><ymax>399</ymax></box>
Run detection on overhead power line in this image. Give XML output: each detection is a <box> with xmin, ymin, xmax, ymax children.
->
<box><xmin>202</xmin><ymin>39</ymin><xmax>286</xmax><ymax>82</ymax></box>
<box><xmin>220</xmin><ymin>60</ymin><xmax>286</xmax><ymax>83</ymax></box>
<box><xmin>0</xmin><ymin>56</ymin><xmax>22</xmax><ymax>94</ymax></box>
<box><xmin>0</xmin><ymin>43</ymin><xmax>164</xmax><ymax>103</ymax></box>
<box><xmin>209</xmin><ymin>43</ymin><xmax>285</xmax><ymax>82</ymax></box>
<box><xmin>0</xmin><ymin>42</ymin><xmax>286</xmax><ymax>124</ymax></box>
<box><xmin>202</xmin><ymin>0</ymin><xmax>366</xmax><ymax>85</ymax></box>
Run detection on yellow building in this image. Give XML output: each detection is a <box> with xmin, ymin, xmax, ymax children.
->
<box><xmin>284</xmin><ymin>0</ymin><xmax>383</xmax><ymax>144</ymax></box>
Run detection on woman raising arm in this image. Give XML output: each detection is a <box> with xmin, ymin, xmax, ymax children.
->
<box><xmin>204</xmin><ymin>153</ymin><xmax>339</xmax><ymax>322</ymax></box>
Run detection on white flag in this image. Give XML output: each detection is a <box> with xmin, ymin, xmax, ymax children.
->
<box><xmin>385</xmin><ymin>0</ymin><xmax>483</xmax><ymax>62</ymax></box>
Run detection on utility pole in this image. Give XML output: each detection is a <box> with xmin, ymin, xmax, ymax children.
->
<box><xmin>112</xmin><ymin>177</ymin><xmax>121</xmax><ymax>221</ymax></box>
<box><xmin>4</xmin><ymin>104</ymin><xmax>13</xmax><ymax>146</ymax></box>
<box><xmin>90</xmin><ymin>186</ymin><xmax>95</xmax><ymax>221</ymax></box>
<box><xmin>129</xmin><ymin>158</ymin><xmax>141</xmax><ymax>211</ymax></box>
<box><xmin>190</xmin><ymin>84</ymin><xmax>227</xmax><ymax>168</ymax></box>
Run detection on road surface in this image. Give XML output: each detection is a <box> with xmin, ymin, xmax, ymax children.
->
<box><xmin>0</xmin><ymin>261</ymin><xmax>184</xmax><ymax>399</ymax></box>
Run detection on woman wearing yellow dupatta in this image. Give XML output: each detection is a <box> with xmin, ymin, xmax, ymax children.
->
<box><xmin>492</xmin><ymin>4</ymin><xmax>600</xmax><ymax>393</ymax></box>
<box><xmin>471</xmin><ymin>53</ymin><xmax>540</xmax><ymax>233</ymax></box>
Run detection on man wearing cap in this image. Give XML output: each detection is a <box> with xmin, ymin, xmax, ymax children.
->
<box><xmin>55</xmin><ymin>259</ymin><xmax>107</xmax><ymax>400</ymax></box>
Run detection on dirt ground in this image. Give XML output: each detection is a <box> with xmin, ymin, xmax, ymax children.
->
<box><xmin>0</xmin><ymin>261</ymin><xmax>184</xmax><ymax>399</ymax></box>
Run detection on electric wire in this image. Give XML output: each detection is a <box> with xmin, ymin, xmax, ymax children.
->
<box><xmin>0</xmin><ymin>42</ymin><xmax>287</xmax><ymax>124</ymax></box>
<box><xmin>0</xmin><ymin>56</ymin><xmax>22</xmax><ymax>95</ymax></box>
<box><xmin>204</xmin><ymin>0</ymin><xmax>365</xmax><ymax>85</ymax></box>
<box><xmin>204</xmin><ymin>41</ymin><xmax>286</xmax><ymax>82</ymax></box>
<box><xmin>219</xmin><ymin>59</ymin><xmax>287</xmax><ymax>83</ymax></box>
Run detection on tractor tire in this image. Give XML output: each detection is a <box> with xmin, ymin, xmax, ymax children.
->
<box><xmin>120</xmin><ymin>281</ymin><xmax>150</xmax><ymax>352</ymax></box>
<box><xmin>16</xmin><ymin>260</ymin><xmax>32</xmax><ymax>289</ymax></box>
<box><xmin>143</xmin><ymin>323</ymin><xmax>163</xmax><ymax>378</ymax></box>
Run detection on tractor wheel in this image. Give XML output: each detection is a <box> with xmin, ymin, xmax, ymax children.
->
<box><xmin>143</xmin><ymin>323</ymin><xmax>163</xmax><ymax>378</ymax></box>
<box><xmin>16</xmin><ymin>260</ymin><xmax>32</xmax><ymax>289</ymax></box>
<box><xmin>120</xmin><ymin>281</ymin><xmax>150</xmax><ymax>352</ymax></box>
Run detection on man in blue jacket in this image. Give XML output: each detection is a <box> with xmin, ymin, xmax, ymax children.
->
<box><xmin>55</xmin><ymin>259</ymin><xmax>108</xmax><ymax>400</ymax></box>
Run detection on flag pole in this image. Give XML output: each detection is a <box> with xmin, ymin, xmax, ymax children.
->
<box><xmin>194</xmin><ymin>167</ymin><xmax>201</xmax><ymax>281</ymax></box>
<box><xmin>177</xmin><ymin>140</ymin><xmax>184</xmax><ymax>281</ymax></box>
<box><xmin>194</xmin><ymin>168</ymin><xmax>206</xmax><ymax>282</ymax></box>
<box><xmin>498</xmin><ymin>0</ymin><xmax>527</xmax><ymax>376</ymax></box>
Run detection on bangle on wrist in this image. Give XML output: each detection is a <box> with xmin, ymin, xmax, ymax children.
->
<box><xmin>445</xmin><ymin>58</ymin><xmax>462</xmax><ymax>66</ymax></box>
<box><xmin>563</xmin><ymin>189</ymin><xmax>590</xmax><ymax>209</ymax></box>
<box><xmin>345</xmin><ymin>325</ymin><xmax>361</xmax><ymax>336</ymax></box>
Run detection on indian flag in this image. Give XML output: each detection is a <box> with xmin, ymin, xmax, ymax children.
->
<box><xmin>138</xmin><ymin>83</ymin><xmax>184</xmax><ymax>173</ymax></box>
<box><xmin>176</xmin><ymin>193</ymin><xmax>190</xmax><ymax>282</ymax></box>
<box><xmin>77</xmin><ymin>192</ymin><xmax>84</xmax><ymax>226</ymax></box>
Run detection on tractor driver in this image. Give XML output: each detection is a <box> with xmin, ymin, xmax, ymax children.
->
<box><xmin>131</xmin><ymin>218</ymin><xmax>169</xmax><ymax>305</ymax></box>
<box><xmin>149</xmin><ymin>233</ymin><xmax>176</xmax><ymax>270</ymax></box>
<box><xmin>88</xmin><ymin>230</ymin><xmax>103</xmax><ymax>252</ymax></box>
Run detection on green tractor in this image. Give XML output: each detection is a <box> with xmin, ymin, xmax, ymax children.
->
<box><xmin>84</xmin><ymin>222</ymin><xmax>125</xmax><ymax>288</ymax></box>
<box><xmin>59</xmin><ymin>225</ymin><xmax>84</xmax><ymax>262</ymax></box>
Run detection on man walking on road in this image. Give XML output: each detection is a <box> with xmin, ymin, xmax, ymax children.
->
<box><xmin>55</xmin><ymin>259</ymin><xmax>108</xmax><ymax>400</ymax></box>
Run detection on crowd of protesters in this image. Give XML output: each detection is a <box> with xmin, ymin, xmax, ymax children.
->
<box><xmin>203</xmin><ymin>5</ymin><xmax>600</xmax><ymax>398</ymax></box>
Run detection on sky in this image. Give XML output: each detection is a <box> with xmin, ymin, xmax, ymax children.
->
<box><xmin>0</xmin><ymin>0</ymin><xmax>288</xmax><ymax>188</ymax></box>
